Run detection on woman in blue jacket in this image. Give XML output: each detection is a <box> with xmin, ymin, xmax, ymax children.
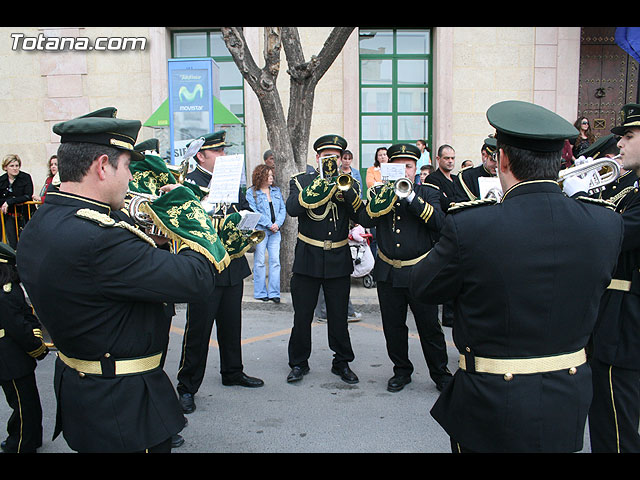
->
<box><xmin>246</xmin><ymin>164</ymin><xmax>286</xmax><ymax>302</ymax></box>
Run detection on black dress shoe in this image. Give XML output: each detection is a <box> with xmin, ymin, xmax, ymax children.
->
<box><xmin>387</xmin><ymin>374</ymin><xmax>412</xmax><ymax>392</ymax></box>
<box><xmin>171</xmin><ymin>434</ymin><xmax>185</xmax><ymax>448</ymax></box>
<box><xmin>257</xmin><ymin>297</ymin><xmax>269</xmax><ymax>301</ymax></box>
<box><xmin>222</xmin><ymin>372</ymin><xmax>264</xmax><ymax>388</ymax></box>
<box><xmin>270</xmin><ymin>297</ymin><xmax>280</xmax><ymax>304</ymax></box>
<box><xmin>436</xmin><ymin>375</ymin><xmax>453</xmax><ymax>392</ymax></box>
<box><xmin>179</xmin><ymin>392</ymin><xmax>195</xmax><ymax>414</ymax></box>
<box><xmin>331</xmin><ymin>365</ymin><xmax>359</xmax><ymax>384</ymax></box>
<box><xmin>287</xmin><ymin>365</ymin><xmax>310</xmax><ymax>383</ymax></box>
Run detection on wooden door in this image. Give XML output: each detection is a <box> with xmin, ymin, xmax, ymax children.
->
<box><xmin>579</xmin><ymin>27</ymin><xmax>639</xmax><ymax>138</ymax></box>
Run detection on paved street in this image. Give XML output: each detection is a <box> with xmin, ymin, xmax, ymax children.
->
<box><xmin>2</xmin><ymin>266</ymin><xmax>593</xmax><ymax>454</ymax></box>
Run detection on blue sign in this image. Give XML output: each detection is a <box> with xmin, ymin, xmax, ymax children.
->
<box><xmin>167</xmin><ymin>58</ymin><xmax>219</xmax><ymax>165</ymax></box>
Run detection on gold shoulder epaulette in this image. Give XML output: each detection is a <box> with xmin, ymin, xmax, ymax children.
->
<box><xmin>76</xmin><ymin>208</ymin><xmax>157</xmax><ymax>247</ymax></box>
<box><xmin>575</xmin><ymin>196</ymin><xmax>616</xmax><ymax>210</ymax></box>
<box><xmin>76</xmin><ymin>208</ymin><xmax>116</xmax><ymax>227</ymax></box>
<box><xmin>421</xmin><ymin>182</ymin><xmax>440</xmax><ymax>190</ymax></box>
<box><xmin>447</xmin><ymin>198</ymin><xmax>497</xmax><ymax>213</ymax></box>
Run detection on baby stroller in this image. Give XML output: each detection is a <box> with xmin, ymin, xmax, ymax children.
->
<box><xmin>349</xmin><ymin>224</ymin><xmax>375</xmax><ymax>288</ymax></box>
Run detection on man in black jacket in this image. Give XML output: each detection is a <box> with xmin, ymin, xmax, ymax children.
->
<box><xmin>410</xmin><ymin>100</ymin><xmax>623</xmax><ymax>453</ymax></box>
<box><xmin>177</xmin><ymin>131</ymin><xmax>264</xmax><ymax>416</ymax></box>
<box><xmin>17</xmin><ymin>108</ymin><xmax>218</xmax><ymax>453</ymax></box>
<box><xmin>0</xmin><ymin>243</ymin><xmax>48</xmax><ymax>453</ymax></box>
<box><xmin>285</xmin><ymin>134</ymin><xmax>364</xmax><ymax>384</ymax></box>
<box><xmin>356</xmin><ymin>143</ymin><xmax>451</xmax><ymax>393</ymax></box>
<box><xmin>588</xmin><ymin>103</ymin><xmax>640</xmax><ymax>452</ymax></box>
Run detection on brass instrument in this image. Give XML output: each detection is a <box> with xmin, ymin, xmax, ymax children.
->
<box><xmin>336</xmin><ymin>173</ymin><xmax>353</xmax><ymax>191</ymax></box>
<box><xmin>126</xmin><ymin>190</ymin><xmax>165</xmax><ymax>237</ymax></box>
<box><xmin>394</xmin><ymin>177</ymin><xmax>414</xmax><ymax>199</ymax></box>
<box><xmin>558</xmin><ymin>156</ymin><xmax>621</xmax><ymax>194</ymax></box>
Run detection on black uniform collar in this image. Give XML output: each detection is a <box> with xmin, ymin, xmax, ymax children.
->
<box><xmin>45</xmin><ymin>190</ymin><xmax>112</xmax><ymax>215</ymax></box>
<box><xmin>195</xmin><ymin>164</ymin><xmax>212</xmax><ymax>179</ymax></box>
<box><xmin>501</xmin><ymin>179</ymin><xmax>561</xmax><ymax>202</ymax></box>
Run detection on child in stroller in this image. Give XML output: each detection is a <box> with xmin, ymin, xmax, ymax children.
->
<box><xmin>349</xmin><ymin>224</ymin><xmax>375</xmax><ymax>288</ymax></box>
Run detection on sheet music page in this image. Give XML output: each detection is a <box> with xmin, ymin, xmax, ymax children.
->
<box><xmin>206</xmin><ymin>154</ymin><xmax>244</xmax><ymax>204</ymax></box>
<box><xmin>380</xmin><ymin>163</ymin><xmax>405</xmax><ymax>181</ymax></box>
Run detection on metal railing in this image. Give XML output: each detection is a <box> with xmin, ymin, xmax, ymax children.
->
<box><xmin>1</xmin><ymin>200</ymin><xmax>41</xmax><ymax>245</ymax></box>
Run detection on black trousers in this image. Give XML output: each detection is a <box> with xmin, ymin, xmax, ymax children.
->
<box><xmin>1</xmin><ymin>372</ymin><xmax>43</xmax><ymax>453</ymax></box>
<box><xmin>288</xmin><ymin>273</ymin><xmax>354</xmax><ymax>369</ymax></box>
<box><xmin>589</xmin><ymin>357</ymin><xmax>640</xmax><ymax>453</ymax></box>
<box><xmin>376</xmin><ymin>280</ymin><xmax>450</xmax><ymax>383</ymax></box>
<box><xmin>177</xmin><ymin>283</ymin><xmax>244</xmax><ymax>395</ymax></box>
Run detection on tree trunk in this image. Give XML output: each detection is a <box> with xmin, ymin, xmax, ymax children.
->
<box><xmin>221</xmin><ymin>26</ymin><xmax>355</xmax><ymax>292</ymax></box>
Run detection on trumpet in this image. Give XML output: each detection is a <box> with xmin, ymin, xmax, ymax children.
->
<box><xmin>394</xmin><ymin>177</ymin><xmax>414</xmax><ymax>199</ymax></box>
<box><xmin>126</xmin><ymin>190</ymin><xmax>165</xmax><ymax>237</ymax></box>
<box><xmin>336</xmin><ymin>173</ymin><xmax>353</xmax><ymax>191</ymax></box>
<box><xmin>558</xmin><ymin>156</ymin><xmax>621</xmax><ymax>194</ymax></box>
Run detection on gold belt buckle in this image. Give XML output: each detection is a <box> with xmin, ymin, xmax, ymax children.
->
<box><xmin>392</xmin><ymin>259</ymin><xmax>402</xmax><ymax>268</ymax></box>
<box><xmin>323</xmin><ymin>240</ymin><xmax>332</xmax><ymax>250</ymax></box>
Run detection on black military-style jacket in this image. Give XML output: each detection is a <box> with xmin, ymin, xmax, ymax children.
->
<box><xmin>409</xmin><ymin>180</ymin><xmax>623</xmax><ymax>452</ymax></box>
<box><xmin>356</xmin><ymin>183</ymin><xmax>444</xmax><ymax>288</ymax></box>
<box><xmin>424</xmin><ymin>169</ymin><xmax>457</xmax><ymax>212</ymax></box>
<box><xmin>0</xmin><ymin>281</ymin><xmax>47</xmax><ymax>381</ymax></box>
<box><xmin>591</xmin><ymin>182</ymin><xmax>640</xmax><ymax>370</ymax></box>
<box><xmin>16</xmin><ymin>190</ymin><xmax>216</xmax><ymax>453</ymax></box>
<box><xmin>453</xmin><ymin>164</ymin><xmax>495</xmax><ymax>202</ymax></box>
<box><xmin>286</xmin><ymin>170</ymin><xmax>364</xmax><ymax>279</ymax></box>
<box><xmin>596</xmin><ymin>169</ymin><xmax>638</xmax><ymax>206</ymax></box>
<box><xmin>185</xmin><ymin>164</ymin><xmax>251</xmax><ymax>287</ymax></box>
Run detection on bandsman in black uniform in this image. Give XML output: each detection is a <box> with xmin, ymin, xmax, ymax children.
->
<box><xmin>16</xmin><ymin>108</ymin><xmax>221</xmax><ymax>453</ymax></box>
<box><xmin>410</xmin><ymin>100</ymin><xmax>623</xmax><ymax>453</ymax></box>
<box><xmin>588</xmin><ymin>104</ymin><xmax>640</xmax><ymax>452</ymax></box>
<box><xmin>579</xmin><ymin>133</ymin><xmax>639</xmax><ymax>208</ymax></box>
<box><xmin>285</xmin><ymin>134</ymin><xmax>364</xmax><ymax>384</ymax></box>
<box><xmin>177</xmin><ymin>131</ymin><xmax>264</xmax><ymax>416</ymax></box>
<box><xmin>356</xmin><ymin>143</ymin><xmax>452</xmax><ymax>393</ymax></box>
<box><xmin>453</xmin><ymin>137</ymin><xmax>498</xmax><ymax>202</ymax></box>
<box><xmin>0</xmin><ymin>243</ymin><xmax>48</xmax><ymax>453</ymax></box>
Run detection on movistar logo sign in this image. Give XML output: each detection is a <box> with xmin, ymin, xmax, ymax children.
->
<box><xmin>179</xmin><ymin>84</ymin><xmax>204</xmax><ymax>102</ymax></box>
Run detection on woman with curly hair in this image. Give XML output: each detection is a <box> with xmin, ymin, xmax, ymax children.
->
<box><xmin>246</xmin><ymin>164</ymin><xmax>286</xmax><ymax>302</ymax></box>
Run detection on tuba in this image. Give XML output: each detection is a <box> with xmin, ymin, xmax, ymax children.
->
<box><xmin>558</xmin><ymin>156</ymin><xmax>621</xmax><ymax>194</ymax></box>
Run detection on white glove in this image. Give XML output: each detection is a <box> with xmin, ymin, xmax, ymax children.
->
<box><xmin>562</xmin><ymin>172</ymin><xmax>593</xmax><ymax>197</ymax></box>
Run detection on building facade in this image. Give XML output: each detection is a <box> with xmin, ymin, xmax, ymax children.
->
<box><xmin>2</xmin><ymin>26</ymin><xmax>631</xmax><ymax>191</ymax></box>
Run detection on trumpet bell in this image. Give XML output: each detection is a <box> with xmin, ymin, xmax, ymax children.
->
<box><xmin>394</xmin><ymin>177</ymin><xmax>414</xmax><ymax>199</ymax></box>
<box><xmin>248</xmin><ymin>230</ymin><xmax>266</xmax><ymax>245</ymax></box>
<box><xmin>336</xmin><ymin>174</ymin><xmax>353</xmax><ymax>191</ymax></box>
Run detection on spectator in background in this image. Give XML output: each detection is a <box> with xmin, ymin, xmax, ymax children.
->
<box><xmin>339</xmin><ymin>149</ymin><xmax>363</xmax><ymax>197</ymax></box>
<box><xmin>418</xmin><ymin>165</ymin><xmax>433</xmax><ymax>184</ymax></box>
<box><xmin>246</xmin><ymin>164</ymin><xmax>286</xmax><ymax>303</ymax></box>
<box><xmin>263</xmin><ymin>149</ymin><xmax>275</xmax><ymax>168</ymax></box>
<box><xmin>571</xmin><ymin>116</ymin><xmax>595</xmax><ymax>160</ymax></box>
<box><xmin>366</xmin><ymin>147</ymin><xmax>388</xmax><ymax>189</ymax></box>
<box><xmin>33</xmin><ymin>155</ymin><xmax>58</xmax><ymax>203</ymax></box>
<box><xmin>416</xmin><ymin>139</ymin><xmax>431</xmax><ymax>183</ymax></box>
<box><xmin>460</xmin><ymin>160</ymin><xmax>473</xmax><ymax>169</ymax></box>
<box><xmin>0</xmin><ymin>154</ymin><xmax>34</xmax><ymax>248</ymax></box>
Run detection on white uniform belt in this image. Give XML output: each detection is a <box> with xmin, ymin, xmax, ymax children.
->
<box><xmin>58</xmin><ymin>351</ymin><xmax>162</xmax><ymax>376</ymax></box>
<box><xmin>377</xmin><ymin>249</ymin><xmax>429</xmax><ymax>268</ymax></box>
<box><xmin>607</xmin><ymin>279</ymin><xmax>631</xmax><ymax>291</ymax></box>
<box><xmin>297</xmin><ymin>233</ymin><xmax>348</xmax><ymax>250</ymax></box>
<box><xmin>459</xmin><ymin>349</ymin><xmax>586</xmax><ymax>375</ymax></box>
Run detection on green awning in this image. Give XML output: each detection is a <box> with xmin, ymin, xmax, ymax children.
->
<box><xmin>144</xmin><ymin>97</ymin><xmax>243</xmax><ymax>127</ymax></box>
